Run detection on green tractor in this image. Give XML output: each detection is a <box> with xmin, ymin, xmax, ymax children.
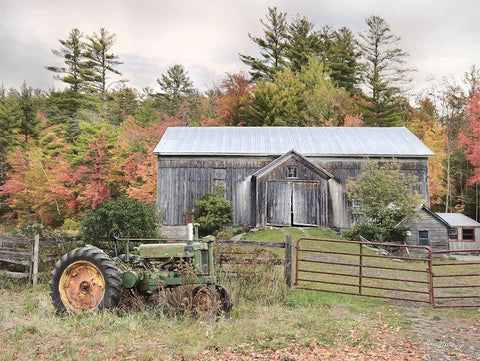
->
<box><xmin>49</xmin><ymin>234</ymin><xmax>232</xmax><ymax>316</ymax></box>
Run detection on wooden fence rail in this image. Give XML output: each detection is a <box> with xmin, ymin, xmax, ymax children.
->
<box><xmin>1</xmin><ymin>234</ymin><xmax>295</xmax><ymax>287</ymax></box>
<box><xmin>0</xmin><ymin>235</ymin><xmax>74</xmax><ymax>284</ymax></box>
<box><xmin>216</xmin><ymin>235</ymin><xmax>294</xmax><ymax>287</ymax></box>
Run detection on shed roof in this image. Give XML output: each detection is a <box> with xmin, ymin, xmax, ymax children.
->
<box><xmin>436</xmin><ymin>213</ymin><xmax>480</xmax><ymax>228</ymax></box>
<box><xmin>153</xmin><ymin>127</ymin><xmax>434</xmax><ymax>157</ymax></box>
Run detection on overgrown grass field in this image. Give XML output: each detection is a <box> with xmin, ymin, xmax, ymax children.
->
<box><xmin>0</xmin><ymin>227</ymin><xmax>478</xmax><ymax>360</ymax></box>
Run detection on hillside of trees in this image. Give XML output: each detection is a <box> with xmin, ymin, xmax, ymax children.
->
<box><xmin>1</xmin><ymin>8</ymin><xmax>479</xmax><ymax>234</ymax></box>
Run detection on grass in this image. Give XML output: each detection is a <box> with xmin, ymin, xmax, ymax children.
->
<box><xmin>0</xmin><ymin>282</ymin><xmax>406</xmax><ymax>361</ymax></box>
<box><xmin>0</xmin><ymin>227</ymin><xmax>478</xmax><ymax>360</ymax></box>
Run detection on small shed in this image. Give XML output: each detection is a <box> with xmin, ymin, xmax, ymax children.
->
<box><xmin>403</xmin><ymin>205</ymin><xmax>450</xmax><ymax>251</ymax></box>
<box><xmin>437</xmin><ymin>213</ymin><xmax>480</xmax><ymax>251</ymax></box>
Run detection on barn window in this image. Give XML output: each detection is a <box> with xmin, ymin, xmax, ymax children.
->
<box><xmin>448</xmin><ymin>228</ymin><xmax>457</xmax><ymax>240</ymax></box>
<box><xmin>462</xmin><ymin>228</ymin><xmax>475</xmax><ymax>241</ymax></box>
<box><xmin>286</xmin><ymin>166</ymin><xmax>298</xmax><ymax>178</ymax></box>
<box><xmin>418</xmin><ymin>230</ymin><xmax>429</xmax><ymax>246</ymax></box>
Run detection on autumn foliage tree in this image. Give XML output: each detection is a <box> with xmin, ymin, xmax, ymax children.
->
<box><xmin>214</xmin><ymin>73</ymin><xmax>253</xmax><ymax>126</ymax></box>
<box><xmin>460</xmin><ymin>88</ymin><xmax>480</xmax><ymax>184</ymax></box>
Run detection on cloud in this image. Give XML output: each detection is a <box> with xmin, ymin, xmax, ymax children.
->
<box><xmin>0</xmin><ymin>0</ymin><xmax>478</xmax><ymax>94</ymax></box>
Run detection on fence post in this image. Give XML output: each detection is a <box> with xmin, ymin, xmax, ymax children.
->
<box><xmin>32</xmin><ymin>234</ymin><xmax>40</xmax><ymax>285</ymax></box>
<box><xmin>284</xmin><ymin>235</ymin><xmax>293</xmax><ymax>288</ymax></box>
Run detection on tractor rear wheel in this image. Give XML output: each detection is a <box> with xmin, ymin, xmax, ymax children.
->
<box><xmin>49</xmin><ymin>247</ymin><xmax>122</xmax><ymax>314</ymax></box>
<box><xmin>191</xmin><ymin>285</ymin><xmax>221</xmax><ymax>318</ymax></box>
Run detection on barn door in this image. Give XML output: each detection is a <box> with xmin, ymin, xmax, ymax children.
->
<box><xmin>266</xmin><ymin>181</ymin><xmax>292</xmax><ymax>226</ymax></box>
<box><xmin>293</xmin><ymin>182</ymin><xmax>318</xmax><ymax>226</ymax></box>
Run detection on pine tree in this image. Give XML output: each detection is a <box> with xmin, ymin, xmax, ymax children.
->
<box><xmin>358</xmin><ymin>15</ymin><xmax>412</xmax><ymax>126</ymax></box>
<box><xmin>285</xmin><ymin>16</ymin><xmax>321</xmax><ymax>73</ymax></box>
<box><xmin>156</xmin><ymin>64</ymin><xmax>199</xmax><ymax>124</ymax></box>
<box><xmin>83</xmin><ymin>28</ymin><xmax>123</xmax><ymax>120</ymax></box>
<box><xmin>46</xmin><ymin>28</ymin><xmax>86</xmax><ymax>93</ymax></box>
<box><xmin>239</xmin><ymin>7</ymin><xmax>288</xmax><ymax>81</ymax></box>
<box><xmin>328</xmin><ymin>27</ymin><xmax>361</xmax><ymax>94</ymax></box>
<box><xmin>18</xmin><ymin>83</ymin><xmax>40</xmax><ymax>145</ymax></box>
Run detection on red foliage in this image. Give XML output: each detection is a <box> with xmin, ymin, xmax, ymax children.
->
<box><xmin>214</xmin><ymin>73</ymin><xmax>253</xmax><ymax>126</ymax></box>
<box><xmin>460</xmin><ymin>89</ymin><xmax>480</xmax><ymax>184</ymax></box>
<box><xmin>116</xmin><ymin>116</ymin><xmax>181</xmax><ymax>203</ymax></box>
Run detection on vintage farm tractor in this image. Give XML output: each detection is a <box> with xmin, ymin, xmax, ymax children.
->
<box><xmin>49</xmin><ymin>233</ymin><xmax>232</xmax><ymax>316</ymax></box>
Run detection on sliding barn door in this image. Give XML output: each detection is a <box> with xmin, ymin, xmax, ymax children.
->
<box><xmin>266</xmin><ymin>181</ymin><xmax>292</xmax><ymax>226</ymax></box>
<box><xmin>292</xmin><ymin>182</ymin><xmax>318</xmax><ymax>226</ymax></box>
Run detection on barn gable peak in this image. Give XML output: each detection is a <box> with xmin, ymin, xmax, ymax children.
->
<box><xmin>253</xmin><ymin>149</ymin><xmax>334</xmax><ymax>180</ymax></box>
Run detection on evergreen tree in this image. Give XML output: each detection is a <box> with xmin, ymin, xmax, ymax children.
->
<box><xmin>0</xmin><ymin>87</ymin><xmax>22</xmax><ymax>216</ymax></box>
<box><xmin>358</xmin><ymin>15</ymin><xmax>412</xmax><ymax>126</ymax></box>
<box><xmin>329</xmin><ymin>27</ymin><xmax>361</xmax><ymax>94</ymax></box>
<box><xmin>18</xmin><ymin>83</ymin><xmax>40</xmax><ymax>145</ymax></box>
<box><xmin>239</xmin><ymin>7</ymin><xmax>288</xmax><ymax>81</ymax></box>
<box><xmin>318</xmin><ymin>26</ymin><xmax>335</xmax><ymax>70</ymax></box>
<box><xmin>285</xmin><ymin>16</ymin><xmax>321</xmax><ymax>73</ymax></box>
<box><xmin>83</xmin><ymin>28</ymin><xmax>123</xmax><ymax>120</ymax></box>
<box><xmin>156</xmin><ymin>64</ymin><xmax>199</xmax><ymax>124</ymax></box>
<box><xmin>46</xmin><ymin>28</ymin><xmax>86</xmax><ymax>93</ymax></box>
<box><xmin>106</xmin><ymin>85</ymin><xmax>139</xmax><ymax>125</ymax></box>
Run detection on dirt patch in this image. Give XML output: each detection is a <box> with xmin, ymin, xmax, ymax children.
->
<box><xmin>397</xmin><ymin>303</ymin><xmax>480</xmax><ymax>360</ymax></box>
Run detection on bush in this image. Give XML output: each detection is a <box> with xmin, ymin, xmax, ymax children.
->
<box><xmin>344</xmin><ymin>223</ymin><xmax>407</xmax><ymax>243</ymax></box>
<box><xmin>80</xmin><ymin>197</ymin><xmax>161</xmax><ymax>250</ymax></box>
<box><xmin>194</xmin><ymin>185</ymin><xmax>233</xmax><ymax>236</ymax></box>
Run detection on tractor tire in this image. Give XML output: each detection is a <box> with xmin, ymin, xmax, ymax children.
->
<box><xmin>215</xmin><ymin>285</ymin><xmax>233</xmax><ymax>315</ymax></box>
<box><xmin>191</xmin><ymin>285</ymin><xmax>221</xmax><ymax>319</ymax></box>
<box><xmin>49</xmin><ymin>247</ymin><xmax>122</xmax><ymax>314</ymax></box>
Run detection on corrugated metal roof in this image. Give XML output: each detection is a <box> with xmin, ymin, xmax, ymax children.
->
<box><xmin>153</xmin><ymin>127</ymin><xmax>434</xmax><ymax>157</ymax></box>
<box><xmin>436</xmin><ymin>213</ymin><xmax>480</xmax><ymax>228</ymax></box>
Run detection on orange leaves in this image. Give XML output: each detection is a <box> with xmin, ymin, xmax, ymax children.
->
<box><xmin>460</xmin><ymin>89</ymin><xmax>480</xmax><ymax>185</ymax></box>
<box><xmin>114</xmin><ymin>117</ymin><xmax>181</xmax><ymax>203</ymax></box>
<box><xmin>214</xmin><ymin>73</ymin><xmax>253</xmax><ymax>126</ymax></box>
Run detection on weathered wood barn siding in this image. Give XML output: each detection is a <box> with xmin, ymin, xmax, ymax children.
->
<box><xmin>157</xmin><ymin>156</ymin><xmax>270</xmax><ymax>226</ymax></box>
<box><xmin>254</xmin><ymin>153</ymin><xmax>331</xmax><ymax>227</ymax></box>
<box><xmin>312</xmin><ymin>157</ymin><xmax>430</xmax><ymax>228</ymax></box>
<box><xmin>154</xmin><ymin>127</ymin><xmax>434</xmax><ymax>230</ymax></box>
<box><xmin>157</xmin><ymin>155</ymin><xmax>430</xmax><ymax>228</ymax></box>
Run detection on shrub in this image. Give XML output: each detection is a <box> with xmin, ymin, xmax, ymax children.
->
<box><xmin>194</xmin><ymin>185</ymin><xmax>233</xmax><ymax>236</ymax></box>
<box><xmin>344</xmin><ymin>223</ymin><xmax>407</xmax><ymax>243</ymax></box>
<box><xmin>80</xmin><ymin>197</ymin><xmax>161</xmax><ymax>250</ymax></box>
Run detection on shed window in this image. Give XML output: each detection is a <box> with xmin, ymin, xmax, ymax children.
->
<box><xmin>418</xmin><ymin>230</ymin><xmax>429</xmax><ymax>246</ymax></box>
<box><xmin>462</xmin><ymin>228</ymin><xmax>475</xmax><ymax>241</ymax></box>
<box><xmin>286</xmin><ymin>166</ymin><xmax>298</xmax><ymax>178</ymax></box>
<box><xmin>448</xmin><ymin>229</ymin><xmax>457</xmax><ymax>240</ymax></box>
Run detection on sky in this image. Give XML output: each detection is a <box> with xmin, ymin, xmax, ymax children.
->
<box><xmin>0</xmin><ymin>0</ymin><xmax>479</xmax><ymax>95</ymax></box>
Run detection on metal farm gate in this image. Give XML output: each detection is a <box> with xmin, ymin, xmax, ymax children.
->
<box><xmin>294</xmin><ymin>238</ymin><xmax>480</xmax><ymax>308</ymax></box>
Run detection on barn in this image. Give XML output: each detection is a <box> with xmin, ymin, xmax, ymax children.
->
<box><xmin>153</xmin><ymin>127</ymin><xmax>433</xmax><ymax>231</ymax></box>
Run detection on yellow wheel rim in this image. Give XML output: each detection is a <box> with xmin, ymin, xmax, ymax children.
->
<box><xmin>59</xmin><ymin>261</ymin><xmax>105</xmax><ymax>314</ymax></box>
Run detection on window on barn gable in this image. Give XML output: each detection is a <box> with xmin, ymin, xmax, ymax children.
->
<box><xmin>462</xmin><ymin>228</ymin><xmax>475</xmax><ymax>241</ymax></box>
<box><xmin>448</xmin><ymin>228</ymin><xmax>457</xmax><ymax>240</ymax></box>
<box><xmin>286</xmin><ymin>166</ymin><xmax>298</xmax><ymax>178</ymax></box>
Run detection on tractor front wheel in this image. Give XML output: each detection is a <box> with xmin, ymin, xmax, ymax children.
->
<box><xmin>49</xmin><ymin>247</ymin><xmax>122</xmax><ymax>314</ymax></box>
<box><xmin>215</xmin><ymin>285</ymin><xmax>233</xmax><ymax>315</ymax></box>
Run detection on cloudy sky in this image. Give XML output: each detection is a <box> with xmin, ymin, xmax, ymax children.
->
<box><xmin>0</xmin><ymin>0</ymin><xmax>478</xmax><ymax>94</ymax></box>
